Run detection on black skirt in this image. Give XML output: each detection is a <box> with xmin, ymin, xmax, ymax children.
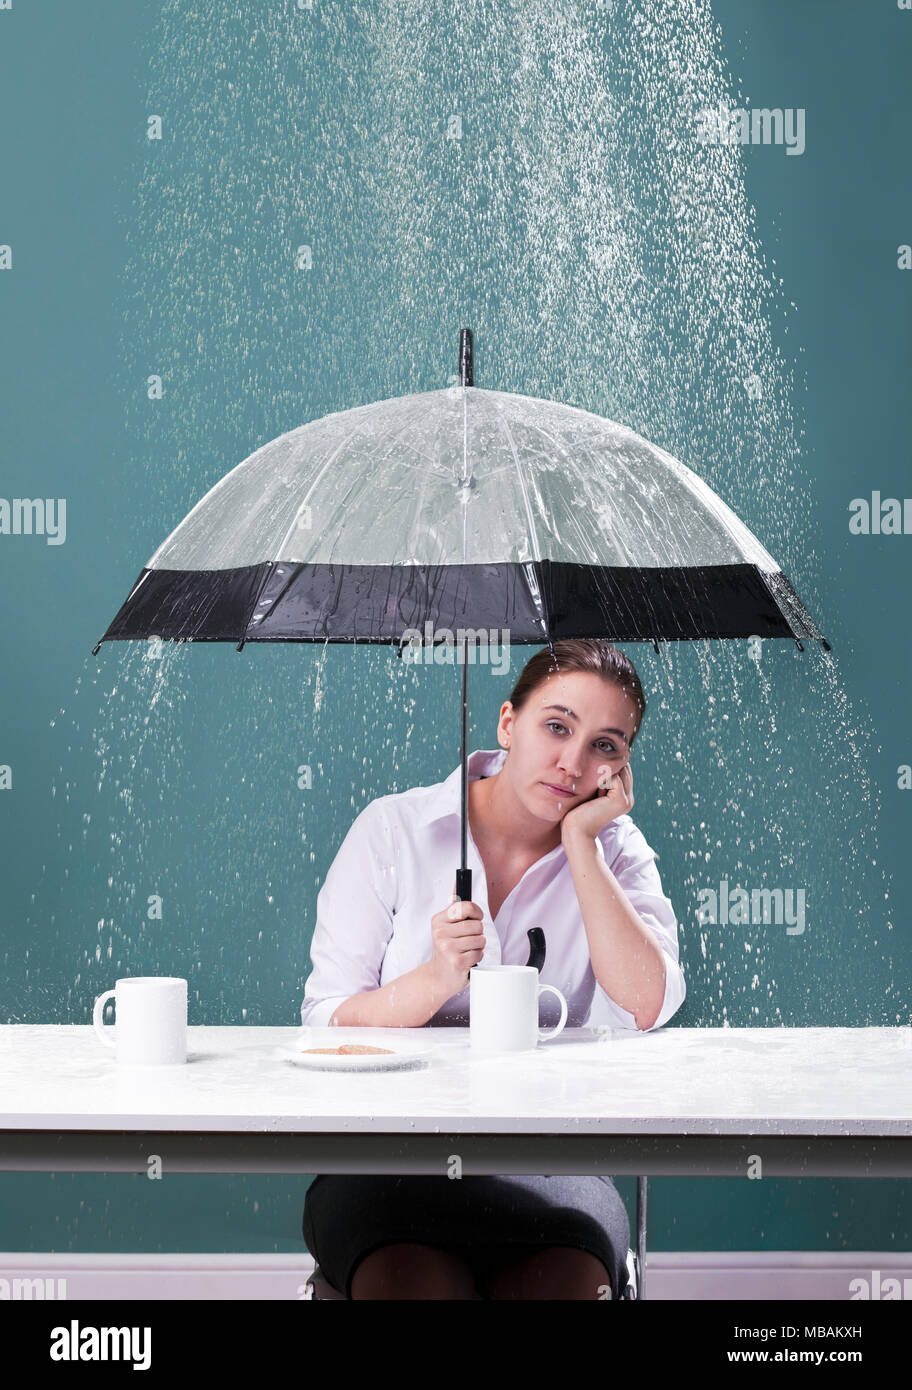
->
<box><xmin>302</xmin><ymin>1173</ymin><xmax>631</xmax><ymax>1299</ymax></box>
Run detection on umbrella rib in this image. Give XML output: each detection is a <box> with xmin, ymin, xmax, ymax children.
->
<box><xmin>367</xmin><ymin>397</ymin><xmax>452</xmax><ymax>483</ymax></box>
<box><xmin>493</xmin><ymin>404</ymin><xmax>544</xmax><ymax>563</ymax></box>
<box><xmin>571</xmin><ymin>429</ymin><xmax>641</xmax><ymax>567</ymax></box>
<box><xmin>492</xmin><ymin>401</ymin><xmax>553</xmax><ymax>647</ymax></box>
<box><xmin>345</xmin><ymin>408</ymin><xmax>453</xmax><ymax>572</ymax></box>
<box><xmin>269</xmin><ymin>428</ymin><xmax>361</xmax><ymax>565</ymax></box>
<box><xmin>268</xmin><ymin>416</ymin><xmax>450</xmax><ymax>571</ymax></box>
<box><xmin>405</xmin><ymin>427</ymin><xmax>436</xmax><ymax>563</ymax></box>
<box><xmin>526</xmin><ymin>413</ymin><xmax>668</xmax><ymax>570</ymax></box>
<box><xmin>384</xmin><ymin>452</ymin><xmax>451</xmax><ymax>481</ymax></box>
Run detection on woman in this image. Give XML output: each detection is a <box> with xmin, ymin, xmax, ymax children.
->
<box><xmin>301</xmin><ymin>639</ymin><xmax>685</xmax><ymax>1299</ymax></box>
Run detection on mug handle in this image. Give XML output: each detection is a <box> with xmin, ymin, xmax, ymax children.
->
<box><xmin>537</xmin><ymin>984</ymin><xmax>568</xmax><ymax>1041</ymax></box>
<box><xmin>93</xmin><ymin>989</ymin><xmax>116</xmax><ymax>1048</ymax></box>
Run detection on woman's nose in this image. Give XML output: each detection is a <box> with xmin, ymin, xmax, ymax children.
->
<box><xmin>556</xmin><ymin>746</ymin><xmax>583</xmax><ymax>780</ymax></box>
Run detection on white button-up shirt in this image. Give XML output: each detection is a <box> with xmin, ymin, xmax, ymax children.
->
<box><xmin>300</xmin><ymin>748</ymin><xmax>685</xmax><ymax>1032</ymax></box>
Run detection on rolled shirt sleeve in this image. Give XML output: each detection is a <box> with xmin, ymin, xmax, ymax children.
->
<box><xmin>300</xmin><ymin>801</ymin><xmax>396</xmax><ymax>1028</ymax></box>
<box><xmin>585</xmin><ymin>817</ymin><xmax>686</xmax><ymax>1032</ymax></box>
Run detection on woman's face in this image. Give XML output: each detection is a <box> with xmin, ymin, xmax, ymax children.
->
<box><xmin>500</xmin><ymin>671</ymin><xmax>640</xmax><ymax>821</ymax></box>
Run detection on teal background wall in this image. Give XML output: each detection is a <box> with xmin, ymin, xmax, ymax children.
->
<box><xmin>1</xmin><ymin>0</ymin><xmax>909</xmax><ymax>1256</ymax></box>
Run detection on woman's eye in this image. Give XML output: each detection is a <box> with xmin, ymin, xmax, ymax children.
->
<box><xmin>547</xmin><ymin>722</ymin><xmax>616</xmax><ymax>755</ymax></box>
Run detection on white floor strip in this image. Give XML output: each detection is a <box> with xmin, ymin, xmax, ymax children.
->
<box><xmin>1</xmin><ymin>1252</ymin><xmax>910</xmax><ymax>1300</ymax></box>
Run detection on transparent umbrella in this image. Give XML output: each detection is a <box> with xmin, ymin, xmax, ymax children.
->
<box><xmin>92</xmin><ymin>328</ymin><xmax>830</xmax><ymax>940</ymax></box>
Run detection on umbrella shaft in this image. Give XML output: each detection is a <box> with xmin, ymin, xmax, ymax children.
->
<box><xmin>457</xmin><ymin>631</ymin><xmax>472</xmax><ymax>904</ymax></box>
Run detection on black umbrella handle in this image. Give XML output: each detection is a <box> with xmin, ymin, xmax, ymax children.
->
<box><xmin>458</xmin><ymin>869</ymin><xmax>546</xmax><ymax>973</ymax></box>
<box><xmin>456</xmin><ymin>868</ymin><xmax>481</xmax><ymax>974</ymax></box>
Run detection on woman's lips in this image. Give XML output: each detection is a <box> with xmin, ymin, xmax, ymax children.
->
<box><xmin>542</xmin><ymin>781</ymin><xmax>576</xmax><ymax>797</ymax></box>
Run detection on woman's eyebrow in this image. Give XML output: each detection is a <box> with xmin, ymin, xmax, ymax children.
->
<box><xmin>542</xmin><ymin>705</ymin><xmax>630</xmax><ymax>744</ymax></box>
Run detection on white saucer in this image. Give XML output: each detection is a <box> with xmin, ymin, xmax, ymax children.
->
<box><xmin>276</xmin><ymin>1040</ymin><xmax>434</xmax><ymax>1071</ymax></box>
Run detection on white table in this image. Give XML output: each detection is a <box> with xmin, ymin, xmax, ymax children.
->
<box><xmin>1</xmin><ymin>1025</ymin><xmax>910</xmax><ymax>1176</ymax></box>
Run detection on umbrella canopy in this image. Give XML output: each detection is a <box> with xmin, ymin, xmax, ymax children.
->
<box><xmin>92</xmin><ymin>360</ymin><xmax>829</xmax><ymax>655</ymax></box>
<box><xmin>92</xmin><ymin>329</ymin><xmax>829</xmax><ymax>943</ymax></box>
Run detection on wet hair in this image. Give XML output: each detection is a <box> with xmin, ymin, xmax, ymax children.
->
<box><xmin>507</xmin><ymin>639</ymin><xmax>646</xmax><ymax>745</ymax></box>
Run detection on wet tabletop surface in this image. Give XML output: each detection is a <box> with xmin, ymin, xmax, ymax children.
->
<box><xmin>1</xmin><ymin>1025</ymin><xmax>910</xmax><ymax>1135</ymax></box>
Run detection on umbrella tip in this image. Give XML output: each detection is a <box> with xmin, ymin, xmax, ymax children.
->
<box><xmin>458</xmin><ymin>328</ymin><xmax>474</xmax><ymax>387</ymax></box>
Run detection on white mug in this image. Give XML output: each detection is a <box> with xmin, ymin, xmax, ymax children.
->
<box><xmin>93</xmin><ymin>977</ymin><xmax>188</xmax><ymax>1065</ymax></box>
<box><xmin>470</xmin><ymin>965</ymin><xmax>568</xmax><ymax>1053</ymax></box>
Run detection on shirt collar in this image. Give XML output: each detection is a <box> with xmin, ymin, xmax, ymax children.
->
<box><xmin>422</xmin><ymin>748</ymin><xmax>507</xmax><ymax>826</ymax></box>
